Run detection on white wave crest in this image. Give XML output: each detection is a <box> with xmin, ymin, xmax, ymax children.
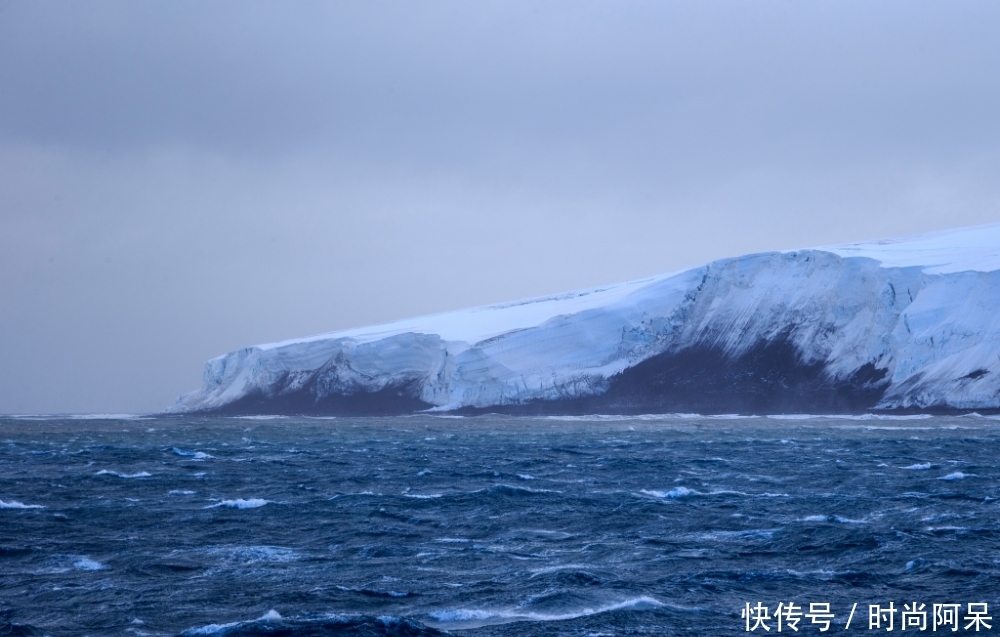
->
<box><xmin>427</xmin><ymin>596</ymin><xmax>663</xmax><ymax>628</ymax></box>
<box><xmin>172</xmin><ymin>448</ymin><xmax>214</xmax><ymax>459</ymax></box>
<box><xmin>940</xmin><ymin>472</ymin><xmax>969</xmax><ymax>481</ymax></box>
<box><xmin>903</xmin><ymin>463</ymin><xmax>932</xmax><ymax>470</ymax></box>
<box><xmin>0</xmin><ymin>498</ymin><xmax>45</xmax><ymax>509</ymax></box>
<box><xmin>769</xmin><ymin>414</ymin><xmax>933</xmax><ymax>421</ymax></box>
<box><xmin>641</xmin><ymin>487</ymin><xmax>698</xmax><ymax>499</ymax></box>
<box><xmin>207</xmin><ymin>498</ymin><xmax>270</xmax><ymax>509</ymax></box>
<box><xmin>183</xmin><ymin>610</ymin><xmax>281</xmax><ymax>635</ymax></box>
<box><xmin>232</xmin><ymin>415</ymin><xmax>287</xmax><ymax>420</ymax></box>
<box><xmin>95</xmin><ymin>470</ymin><xmax>152</xmax><ymax>478</ymax></box>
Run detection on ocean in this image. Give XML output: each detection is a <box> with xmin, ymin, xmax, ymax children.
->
<box><xmin>1</xmin><ymin>414</ymin><xmax>998</xmax><ymax>636</ymax></box>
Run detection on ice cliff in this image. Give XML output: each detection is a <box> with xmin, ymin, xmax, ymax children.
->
<box><xmin>171</xmin><ymin>224</ymin><xmax>1000</xmax><ymax>415</ymax></box>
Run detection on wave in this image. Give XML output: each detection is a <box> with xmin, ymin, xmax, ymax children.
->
<box><xmin>206</xmin><ymin>545</ymin><xmax>299</xmax><ymax>564</ymax></box>
<box><xmin>692</xmin><ymin>528</ymin><xmax>781</xmax><ymax>543</ymax></box>
<box><xmin>0</xmin><ymin>498</ymin><xmax>45</xmax><ymax>509</ymax></box>
<box><xmin>73</xmin><ymin>557</ymin><xmax>108</xmax><ymax>571</ymax></box>
<box><xmin>800</xmin><ymin>515</ymin><xmax>867</xmax><ymax>524</ymax></box>
<box><xmin>940</xmin><ymin>471</ymin><xmax>970</xmax><ymax>480</ymax></box>
<box><xmin>925</xmin><ymin>525</ymin><xmax>973</xmax><ymax>533</ymax></box>
<box><xmin>231</xmin><ymin>415</ymin><xmax>288</xmax><ymax>420</ymax></box>
<box><xmin>768</xmin><ymin>414</ymin><xmax>934</xmax><ymax>421</ymax></box>
<box><xmin>964</xmin><ymin>412</ymin><xmax>1000</xmax><ymax>420</ymax></box>
<box><xmin>903</xmin><ymin>462</ymin><xmax>932</xmax><ymax>470</ymax></box>
<box><xmin>398</xmin><ymin>484</ymin><xmax>559</xmax><ymax>500</ymax></box>
<box><xmin>640</xmin><ymin>488</ymin><xmax>788</xmax><ymax>500</ymax></box>
<box><xmin>95</xmin><ymin>470</ymin><xmax>151</xmax><ymax>478</ymax></box>
<box><xmin>172</xmin><ymin>448</ymin><xmax>214</xmax><ymax>459</ymax></box>
<box><xmin>487</xmin><ymin>483</ymin><xmax>560</xmax><ymax>495</ymax></box>
<box><xmin>541</xmin><ymin>414</ymin><xmax>672</xmax><ymax>421</ymax></box>
<box><xmin>336</xmin><ymin>585</ymin><xmax>413</xmax><ymax>598</ymax></box>
<box><xmin>426</xmin><ymin>596</ymin><xmax>663</xmax><ymax>628</ymax></box>
<box><xmin>207</xmin><ymin>498</ymin><xmax>270</xmax><ymax>509</ymax></box>
<box><xmin>528</xmin><ymin>563</ymin><xmax>595</xmax><ymax>577</ymax></box>
<box><xmin>184</xmin><ymin>610</ymin><xmax>283</xmax><ymax>636</ymax></box>
<box><xmin>642</xmin><ymin>487</ymin><xmax>698</xmax><ymax>499</ymax></box>
<box><xmin>329</xmin><ymin>491</ymin><xmax>378</xmax><ymax>499</ymax></box>
<box><xmin>539</xmin><ymin>413</ymin><xmax>763</xmax><ymax>422</ymax></box>
<box><xmin>182</xmin><ymin>611</ymin><xmax>442</xmax><ymax>637</ymax></box>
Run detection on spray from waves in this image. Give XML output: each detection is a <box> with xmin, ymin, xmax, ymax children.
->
<box><xmin>73</xmin><ymin>557</ymin><xmax>107</xmax><ymax>571</ymax></box>
<box><xmin>0</xmin><ymin>499</ymin><xmax>45</xmax><ymax>509</ymax></box>
<box><xmin>426</xmin><ymin>596</ymin><xmax>664</xmax><ymax>628</ymax></box>
<box><xmin>95</xmin><ymin>470</ymin><xmax>151</xmax><ymax>478</ymax></box>
<box><xmin>206</xmin><ymin>498</ymin><xmax>270</xmax><ymax>509</ymax></box>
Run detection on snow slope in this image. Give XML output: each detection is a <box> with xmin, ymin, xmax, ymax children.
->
<box><xmin>171</xmin><ymin>224</ymin><xmax>1000</xmax><ymax>415</ymax></box>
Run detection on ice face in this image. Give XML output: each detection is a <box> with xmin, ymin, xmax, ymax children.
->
<box><xmin>171</xmin><ymin>223</ymin><xmax>1000</xmax><ymax>415</ymax></box>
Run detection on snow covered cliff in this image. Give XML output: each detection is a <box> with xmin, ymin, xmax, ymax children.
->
<box><xmin>171</xmin><ymin>224</ymin><xmax>1000</xmax><ymax>415</ymax></box>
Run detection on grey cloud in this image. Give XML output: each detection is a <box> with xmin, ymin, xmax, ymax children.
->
<box><xmin>2</xmin><ymin>1</ymin><xmax>998</xmax><ymax>166</ymax></box>
<box><xmin>1</xmin><ymin>1</ymin><xmax>1000</xmax><ymax>413</ymax></box>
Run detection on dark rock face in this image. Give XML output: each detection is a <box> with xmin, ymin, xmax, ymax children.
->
<box><xmin>202</xmin><ymin>337</ymin><xmax>893</xmax><ymax>416</ymax></box>
<box><xmin>461</xmin><ymin>337</ymin><xmax>891</xmax><ymax>416</ymax></box>
<box><xmin>206</xmin><ymin>378</ymin><xmax>433</xmax><ymax>416</ymax></box>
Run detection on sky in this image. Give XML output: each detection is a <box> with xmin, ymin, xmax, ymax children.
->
<box><xmin>2</xmin><ymin>0</ymin><xmax>999</xmax><ymax>414</ymax></box>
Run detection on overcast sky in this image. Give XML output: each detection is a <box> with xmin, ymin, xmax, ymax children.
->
<box><xmin>2</xmin><ymin>0</ymin><xmax>999</xmax><ymax>414</ymax></box>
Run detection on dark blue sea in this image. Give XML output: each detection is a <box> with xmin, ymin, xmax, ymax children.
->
<box><xmin>2</xmin><ymin>414</ymin><xmax>999</xmax><ymax>636</ymax></box>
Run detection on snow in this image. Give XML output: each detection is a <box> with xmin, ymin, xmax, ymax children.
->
<box><xmin>256</xmin><ymin>272</ymin><xmax>679</xmax><ymax>350</ymax></box>
<box><xmin>172</xmin><ymin>223</ymin><xmax>1000</xmax><ymax>414</ymax></box>
<box><xmin>821</xmin><ymin>223</ymin><xmax>1000</xmax><ymax>275</ymax></box>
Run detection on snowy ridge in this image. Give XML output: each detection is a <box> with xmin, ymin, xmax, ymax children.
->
<box><xmin>171</xmin><ymin>224</ymin><xmax>1000</xmax><ymax>415</ymax></box>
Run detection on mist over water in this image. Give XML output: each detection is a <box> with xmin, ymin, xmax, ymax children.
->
<box><xmin>2</xmin><ymin>414</ymin><xmax>999</xmax><ymax>636</ymax></box>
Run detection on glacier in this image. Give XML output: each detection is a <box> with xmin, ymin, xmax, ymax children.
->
<box><xmin>171</xmin><ymin>224</ymin><xmax>1000</xmax><ymax>415</ymax></box>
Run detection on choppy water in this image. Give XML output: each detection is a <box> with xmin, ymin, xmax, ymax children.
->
<box><xmin>2</xmin><ymin>414</ymin><xmax>1000</xmax><ymax>636</ymax></box>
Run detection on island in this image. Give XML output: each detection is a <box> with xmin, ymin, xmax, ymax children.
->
<box><xmin>170</xmin><ymin>224</ymin><xmax>1000</xmax><ymax>416</ymax></box>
